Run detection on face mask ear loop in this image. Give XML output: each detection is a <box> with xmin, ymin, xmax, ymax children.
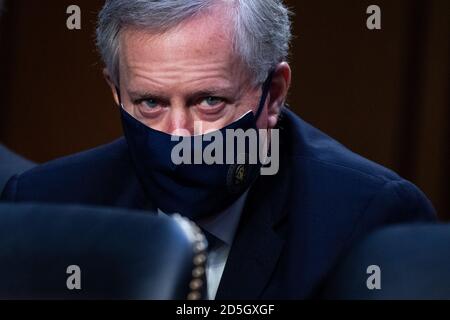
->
<box><xmin>254</xmin><ymin>69</ymin><xmax>275</xmax><ymax>121</ymax></box>
<box><xmin>115</xmin><ymin>85</ymin><xmax>123</xmax><ymax>107</ymax></box>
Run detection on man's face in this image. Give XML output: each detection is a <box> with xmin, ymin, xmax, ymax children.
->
<box><xmin>114</xmin><ymin>8</ymin><xmax>271</xmax><ymax>135</ymax></box>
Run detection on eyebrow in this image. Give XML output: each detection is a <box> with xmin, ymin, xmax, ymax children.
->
<box><xmin>128</xmin><ymin>87</ymin><xmax>237</xmax><ymax>103</ymax></box>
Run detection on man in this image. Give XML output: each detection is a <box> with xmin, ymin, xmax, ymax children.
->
<box><xmin>0</xmin><ymin>144</ymin><xmax>35</xmax><ymax>193</ymax></box>
<box><xmin>1</xmin><ymin>0</ymin><xmax>435</xmax><ymax>299</ymax></box>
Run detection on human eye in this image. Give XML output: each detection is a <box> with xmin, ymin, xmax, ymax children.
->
<box><xmin>141</xmin><ymin>98</ymin><xmax>160</xmax><ymax>109</ymax></box>
<box><xmin>199</xmin><ymin>96</ymin><xmax>225</xmax><ymax>108</ymax></box>
<box><xmin>134</xmin><ymin>97</ymin><xmax>164</xmax><ymax>117</ymax></box>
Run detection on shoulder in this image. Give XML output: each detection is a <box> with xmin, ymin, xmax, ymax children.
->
<box><xmin>280</xmin><ymin>107</ymin><xmax>400</xmax><ymax>183</ymax></box>
<box><xmin>278</xmin><ymin>107</ymin><xmax>436</xmax><ymax>224</ymax></box>
<box><xmin>0</xmin><ymin>144</ymin><xmax>35</xmax><ymax>192</ymax></box>
<box><xmin>18</xmin><ymin>137</ymin><xmax>130</xmax><ymax>180</ymax></box>
<box><xmin>1</xmin><ymin>138</ymin><xmax>138</xmax><ymax>204</ymax></box>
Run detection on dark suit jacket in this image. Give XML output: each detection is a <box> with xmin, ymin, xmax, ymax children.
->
<box><xmin>0</xmin><ymin>108</ymin><xmax>436</xmax><ymax>299</ymax></box>
<box><xmin>0</xmin><ymin>144</ymin><xmax>35</xmax><ymax>193</ymax></box>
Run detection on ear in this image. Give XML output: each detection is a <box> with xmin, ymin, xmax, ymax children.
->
<box><xmin>103</xmin><ymin>69</ymin><xmax>120</xmax><ymax>106</ymax></box>
<box><xmin>267</xmin><ymin>62</ymin><xmax>291</xmax><ymax>128</ymax></box>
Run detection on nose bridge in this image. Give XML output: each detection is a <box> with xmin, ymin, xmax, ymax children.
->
<box><xmin>166</xmin><ymin>100</ymin><xmax>193</xmax><ymax>135</ymax></box>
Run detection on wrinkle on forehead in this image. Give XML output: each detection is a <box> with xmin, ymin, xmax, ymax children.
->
<box><xmin>118</xmin><ymin>5</ymin><xmax>251</xmax><ymax>94</ymax></box>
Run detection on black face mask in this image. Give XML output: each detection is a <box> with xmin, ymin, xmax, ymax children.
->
<box><xmin>119</xmin><ymin>72</ymin><xmax>273</xmax><ymax>220</ymax></box>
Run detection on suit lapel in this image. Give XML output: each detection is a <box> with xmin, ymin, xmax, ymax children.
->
<box><xmin>215</xmin><ymin>153</ymin><xmax>291</xmax><ymax>299</ymax></box>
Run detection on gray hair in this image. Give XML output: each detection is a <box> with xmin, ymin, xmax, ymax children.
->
<box><xmin>96</xmin><ymin>0</ymin><xmax>292</xmax><ymax>86</ymax></box>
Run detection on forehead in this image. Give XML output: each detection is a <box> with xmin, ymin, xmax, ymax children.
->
<box><xmin>118</xmin><ymin>7</ymin><xmax>244</xmax><ymax>84</ymax></box>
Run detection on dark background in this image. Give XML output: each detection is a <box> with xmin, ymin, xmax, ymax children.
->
<box><xmin>0</xmin><ymin>0</ymin><xmax>448</xmax><ymax>219</ymax></box>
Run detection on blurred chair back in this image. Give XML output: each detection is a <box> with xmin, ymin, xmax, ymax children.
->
<box><xmin>0</xmin><ymin>203</ymin><xmax>206</xmax><ymax>299</ymax></box>
<box><xmin>321</xmin><ymin>223</ymin><xmax>450</xmax><ymax>299</ymax></box>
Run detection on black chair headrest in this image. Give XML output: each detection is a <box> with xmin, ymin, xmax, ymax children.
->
<box><xmin>0</xmin><ymin>203</ymin><xmax>207</xmax><ymax>300</ymax></box>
